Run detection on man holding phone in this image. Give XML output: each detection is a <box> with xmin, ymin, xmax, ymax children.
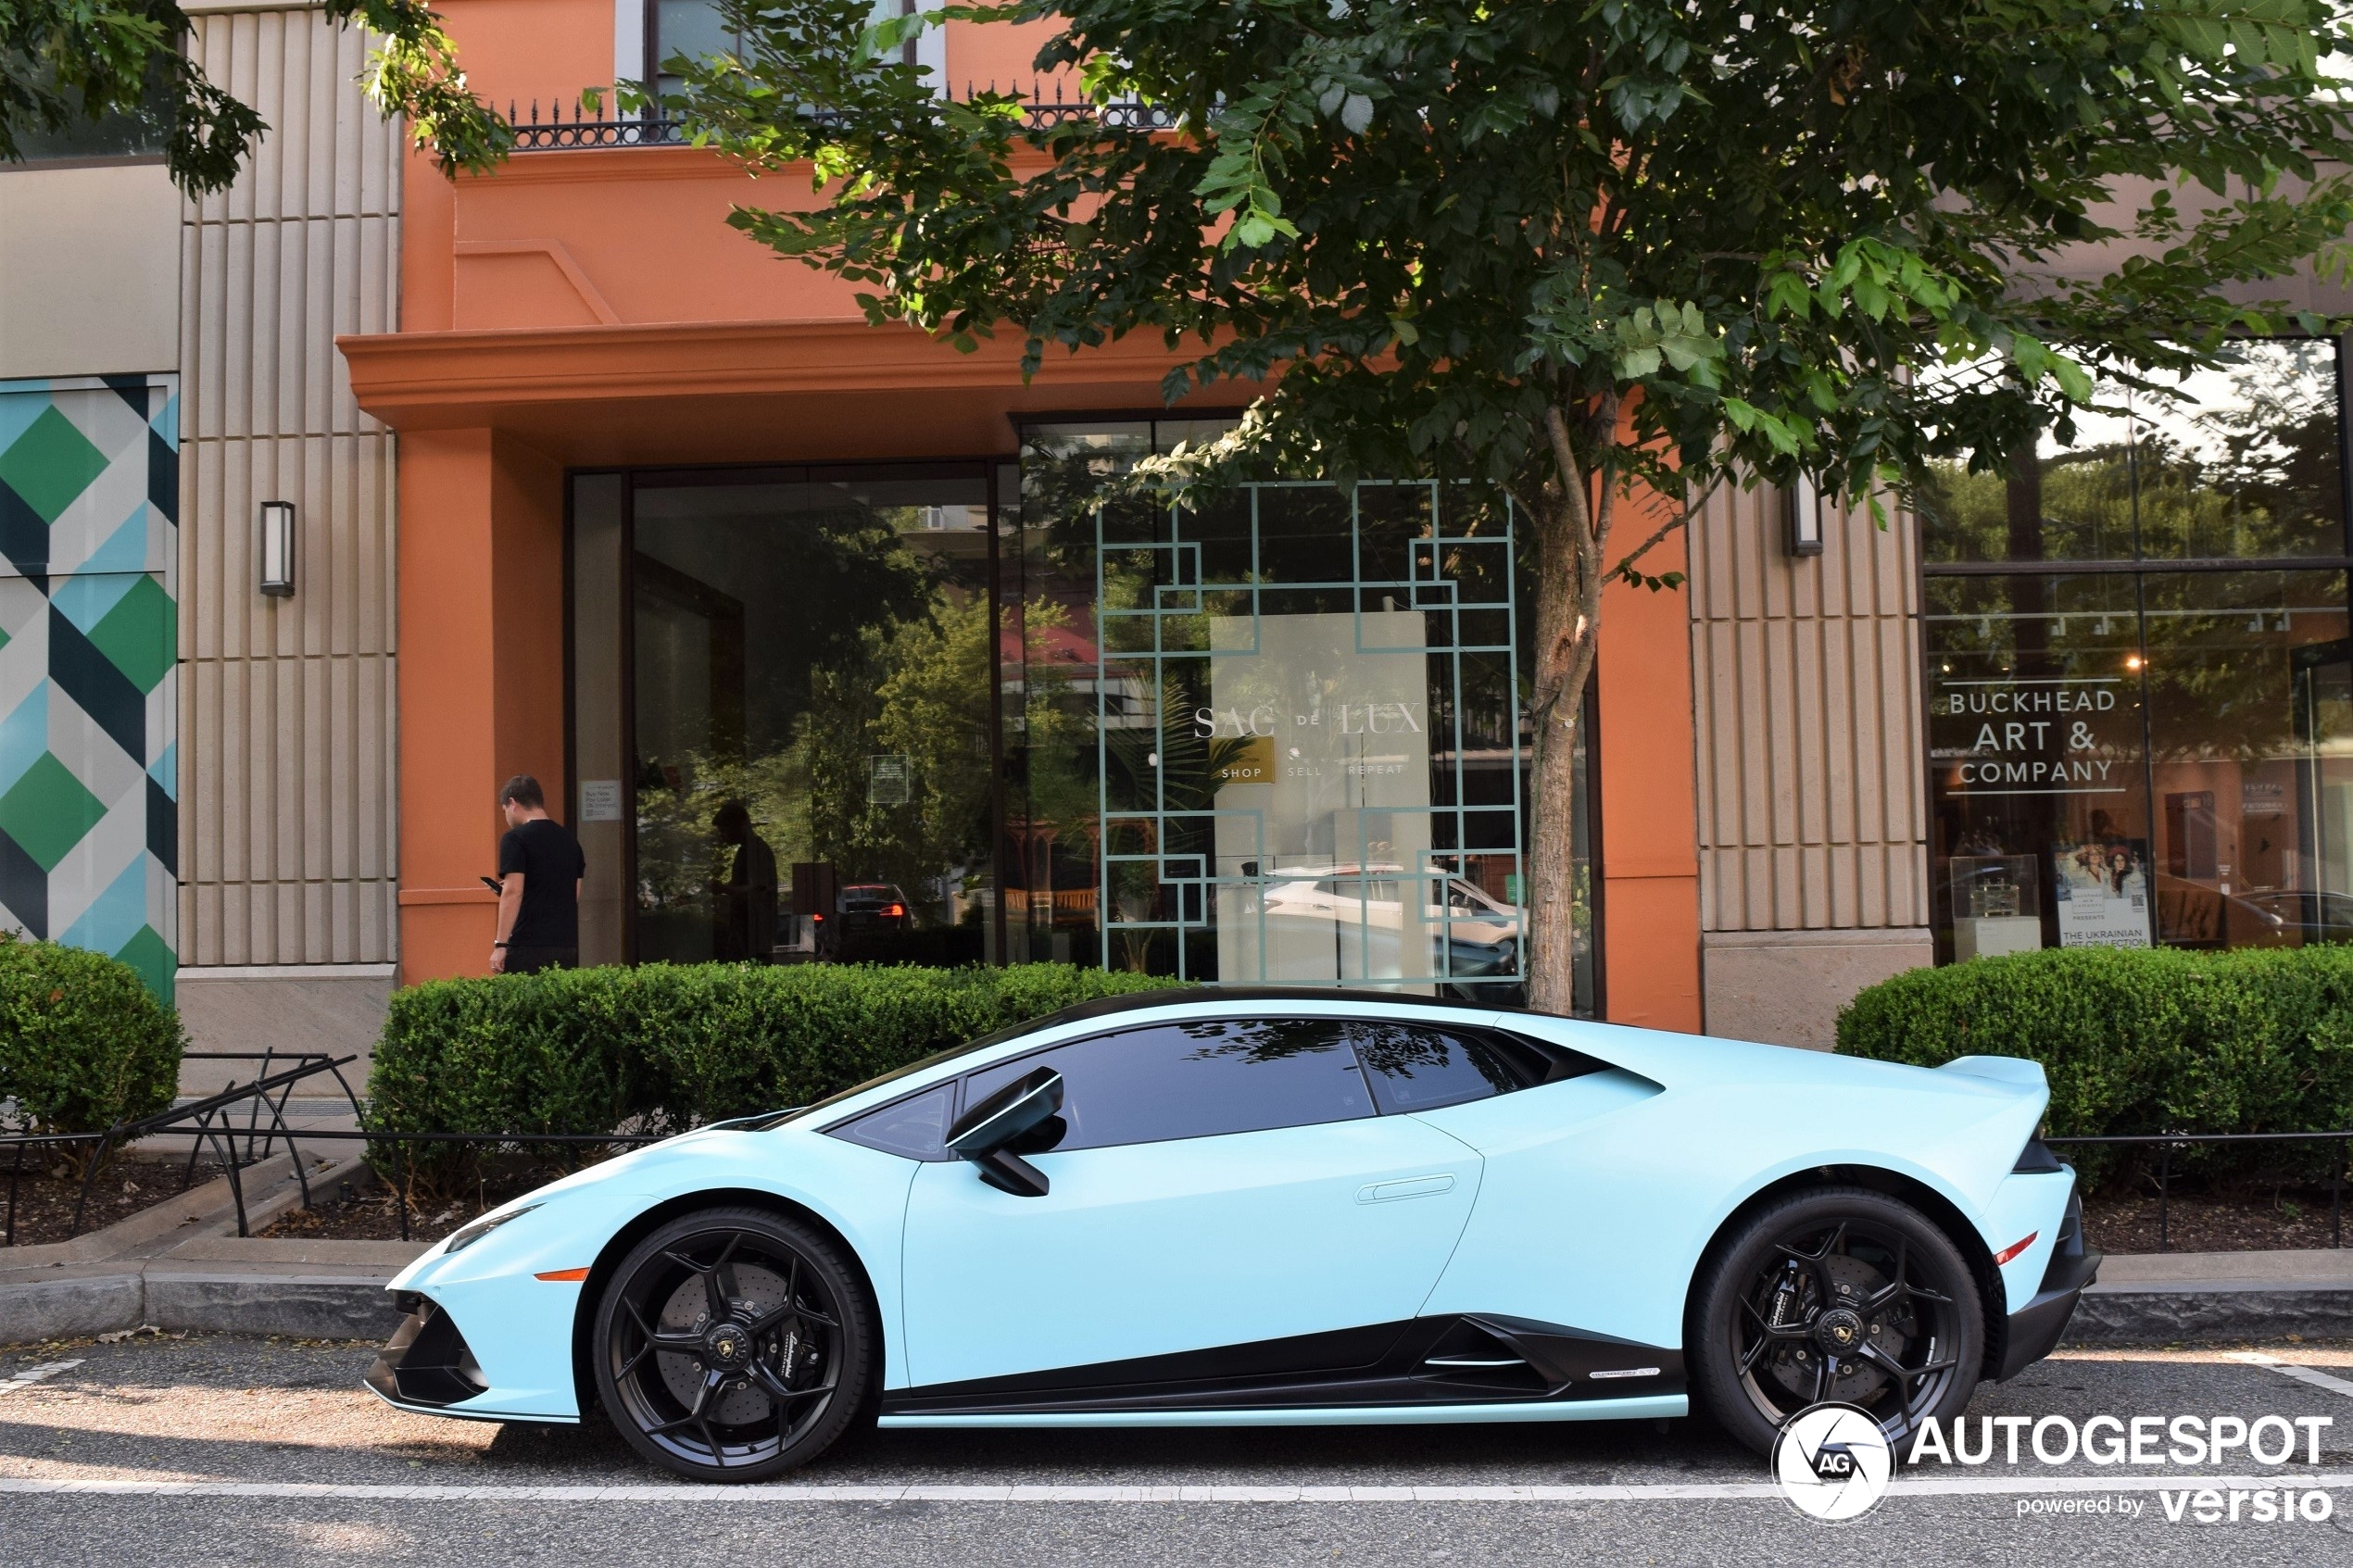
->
<box><xmin>490</xmin><ymin>775</ymin><xmax>585</xmax><ymax>974</ymax></box>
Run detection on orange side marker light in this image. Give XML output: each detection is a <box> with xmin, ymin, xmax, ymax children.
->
<box><xmin>1992</xmin><ymin>1233</ymin><xmax>2039</xmax><ymax>1267</ymax></box>
<box><xmin>535</xmin><ymin>1267</ymin><xmax>591</xmax><ymax>1282</ymax></box>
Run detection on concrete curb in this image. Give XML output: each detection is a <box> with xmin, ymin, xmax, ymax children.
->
<box><xmin>140</xmin><ymin>1272</ymin><xmax>409</xmax><ymax>1338</ymax></box>
<box><xmin>3</xmin><ymin>1152</ymin><xmax>421</xmax><ymax>1344</ymax></box>
<box><xmin>0</xmin><ymin>1272</ymin><xmax>146</xmax><ymax>1342</ymax></box>
<box><xmin>2067</xmin><ymin>1286</ymin><xmax>2353</xmax><ymax>1345</ymax></box>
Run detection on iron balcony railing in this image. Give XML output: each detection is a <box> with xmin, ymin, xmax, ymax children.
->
<box><xmin>505</xmin><ymin>85</ymin><xmax>1176</xmax><ymax>151</ymax></box>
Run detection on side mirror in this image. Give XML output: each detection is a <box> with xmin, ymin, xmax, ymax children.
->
<box><xmin>944</xmin><ymin>1067</ymin><xmax>1063</xmax><ymax>1198</ymax></box>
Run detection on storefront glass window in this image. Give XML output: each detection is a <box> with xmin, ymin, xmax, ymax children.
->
<box><xmin>605</xmin><ymin>465</ymin><xmax>997</xmax><ymax>967</ymax></box>
<box><xmin>1919</xmin><ymin>339</ymin><xmax>2346</xmax><ymax>564</ymax></box>
<box><xmin>569</xmin><ymin>440</ymin><xmax>1593</xmax><ymax>1004</ymax></box>
<box><xmin>1004</xmin><ymin>424</ymin><xmax>1591</xmax><ymax>1004</ymax></box>
<box><xmin>1921</xmin><ymin>343</ymin><xmax>2353</xmax><ymax>961</ymax></box>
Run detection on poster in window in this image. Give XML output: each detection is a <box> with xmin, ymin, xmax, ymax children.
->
<box><xmin>2054</xmin><ymin>837</ymin><xmax>2154</xmax><ymax>948</ymax></box>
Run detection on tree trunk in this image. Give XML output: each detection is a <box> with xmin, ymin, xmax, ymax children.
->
<box><xmin>1523</xmin><ymin>412</ymin><xmax>1610</xmax><ymax>1017</ymax></box>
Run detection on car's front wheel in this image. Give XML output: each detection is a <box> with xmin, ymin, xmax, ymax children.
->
<box><xmin>592</xmin><ymin>1206</ymin><xmax>875</xmax><ymax>1482</ymax></box>
<box><xmin>1688</xmin><ymin>1186</ymin><xmax>1984</xmax><ymax>1456</ymax></box>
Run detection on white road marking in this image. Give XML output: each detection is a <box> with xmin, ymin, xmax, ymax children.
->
<box><xmin>0</xmin><ymin>1361</ymin><xmax>82</xmax><ymax>1397</ymax></box>
<box><xmin>0</xmin><ymin>1474</ymin><xmax>2347</xmax><ymax>1504</ymax></box>
<box><xmin>2231</xmin><ymin>1350</ymin><xmax>2353</xmax><ymax>1400</ymax></box>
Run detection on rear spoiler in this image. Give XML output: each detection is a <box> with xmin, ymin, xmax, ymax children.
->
<box><xmin>1937</xmin><ymin>1055</ymin><xmax>2048</xmax><ymax>1092</ymax></box>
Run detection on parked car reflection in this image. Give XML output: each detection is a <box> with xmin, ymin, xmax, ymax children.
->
<box><xmin>2222</xmin><ymin>888</ymin><xmax>2353</xmax><ymax>946</ymax></box>
<box><xmin>1248</xmin><ymin>864</ymin><xmax>1526</xmax><ymax>981</ymax></box>
<box><xmin>2156</xmin><ymin>873</ymin><xmax>2353</xmax><ymax>947</ymax></box>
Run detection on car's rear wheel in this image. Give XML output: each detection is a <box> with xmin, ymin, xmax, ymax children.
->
<box><xmin>593</xmin><ymin>1206</ymin><xmax>874</xmax><ymax>1482</ymax></box>
<box><xmin>1688</xmin><ymin>1186</ymin><xmax>1984</xmax><ymax>1457</ymax></box>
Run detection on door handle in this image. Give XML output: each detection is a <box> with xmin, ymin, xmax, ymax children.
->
<box><xmin>1357</xmin><ymin>1174</ymin><xmax>1455</xmax><ymax>1204</ymax></box>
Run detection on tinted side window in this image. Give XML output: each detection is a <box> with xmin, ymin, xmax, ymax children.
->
<box><xmin>1351</xmin><ymin>1023</ymin><xmax>1530</xmax><ymax>1113</ymax></box>
<box><xmin>960</xmin><ymin>1019</ymin><xmax>1374</xmax><ymax>1151</ymax></box>
<box><xmin>826</xmin><ymin>1082</ymin><xmax>956</xmax><ymax>1160</ymax></box>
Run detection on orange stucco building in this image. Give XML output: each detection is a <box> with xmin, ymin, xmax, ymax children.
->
<box><xmin>22</xmin><ymin>0</ymin><xmax>2329</xmax><ymax>1066</ymax></box>
<box><xmin>335</xmin><ymin>1</ymin><xmax>1704</xmax><ymax>1029</ymax></box>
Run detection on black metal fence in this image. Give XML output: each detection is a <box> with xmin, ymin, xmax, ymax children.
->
<box><xmin>200</xmin><ymin>1126</ymin><xmax>669</xmax><ymax>1243</ymax></box>
<box><xmin>2042</xmin><ymin>1130</ymin><xmax>2348</xmax><ymax>1253</ymax></box>
<box><xmin>4</xmin><ymin>1110</ymin><xmax>666</xmax><ymax>1248</ymax></box>
<box><xmin>9</xmin><ymin>1063</ymin><xmax>2345</xmax><ymax>1255</ymax></box>
<box><xmin>5</xmin><ymin>1050</ymin><xmax>366</xmax><ymax>1246</ymax></box>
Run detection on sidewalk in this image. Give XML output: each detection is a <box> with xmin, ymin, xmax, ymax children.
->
<box><xmin>0</xmin><ymin>1151</ymin><xmax>425</xmax><ymax>1343</ymax></box>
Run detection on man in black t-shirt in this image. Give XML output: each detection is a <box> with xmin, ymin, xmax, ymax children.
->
<box><xmin>491</xmin><ymin>775</ymin><xmax>585</xmax><ymax>974</ymax></box>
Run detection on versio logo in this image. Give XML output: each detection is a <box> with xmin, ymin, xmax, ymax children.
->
<box><xmin>1773</xmin><ymin>1403</ymin><xmax>1894</xmax><ymax>1523</ymax></box>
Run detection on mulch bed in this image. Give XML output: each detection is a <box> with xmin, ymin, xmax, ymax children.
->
<box><xmin>2082</xmin><ymin>1187</ymin><xmax>2346</xmax><ymax>1253</ymax></box>
<box><xmin>1</xmin><ymin>1155</ymin><xmax>228</xmax><ymax>1248</ymax></box>
<box><xmin>258</xmin><ymin>1167</ymin><xmax>564</xmax><ymax>1244</ymax></box>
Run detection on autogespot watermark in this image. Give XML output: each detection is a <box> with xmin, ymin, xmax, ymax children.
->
<box><xmin>1772</xmin><ymin>1403</ymin><xmax>1894</xmax><ymax>1523</ymax></box>
<box><xmin>1773</xmin><ymin>1406</ymin><xmax>2337</xmax><ymax>1526</ymax></box>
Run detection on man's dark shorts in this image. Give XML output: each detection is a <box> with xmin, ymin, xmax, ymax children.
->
<box><xmin>504</xmin><ymin>947</ymin><xmax>577</xmax><ymax>975</ymax></box>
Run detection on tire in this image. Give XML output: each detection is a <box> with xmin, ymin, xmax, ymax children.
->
<box><xmin>1687</xmin><ymin>1186</ymin><xmax>1984</xmax><ymax>1458</ymax></box>
<box><xmin>592</xmin><ymin>1205</ymin><xmax>875</xmax><ymax>1482</ymax></box>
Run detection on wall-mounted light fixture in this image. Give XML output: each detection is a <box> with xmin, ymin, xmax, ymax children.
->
<box><xmin>1783</xmin><ymin>474</ymin><xmax>1825</xmax><ymax>558</ymax></box>
<box><xmin>258</xmin><ymin>501</ymin><xmax>296</xmax><ymax>596</ymax></box>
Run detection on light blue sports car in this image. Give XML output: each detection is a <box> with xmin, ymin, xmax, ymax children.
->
<box><xmin>366</xmin><ymin>988</ymin><xmax>2099</xmax><ymax>1480</ymax></box>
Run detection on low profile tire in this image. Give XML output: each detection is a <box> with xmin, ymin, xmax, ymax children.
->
<box><xmin>1688</xmin><ymin>1186</ymin><xmax>1984</xmax><ymax>1458</ymax></box>
<box><xmin>592</xmin><ymin>1206</ymin><xmax>875</xmax><ymax>1482</ymax></box>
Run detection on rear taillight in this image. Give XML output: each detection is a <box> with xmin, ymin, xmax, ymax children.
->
<box><xmin>887</xmin><ymin>903</ymin><xmax>904</xmax><ymax>917</ymax></box>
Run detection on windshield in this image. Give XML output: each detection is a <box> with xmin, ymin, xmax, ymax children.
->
<box><xmin>744</xmin><ymin>1009</ymin><xmax>1079</xmax><ymax>1131</ymax></box>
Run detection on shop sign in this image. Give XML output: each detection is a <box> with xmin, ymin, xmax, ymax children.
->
<box><xmin>1212</xmin><ymin>735</ymin><xmax>1276</xmax><ymax>784</ymax></box>
<box><xmin>1932</xmin><ymin>677</ymin><xmax>2133</xmax><ymax>794</ymax></box>
<box><xmin>579</xmin><ymin>779</ymin><xmax>623</xmax><ymax>822</ymax></box>
<box><xmin>1191</xmin><ymin>702</ymin><xmax>1427</xmax><ymax>737</ymax></box>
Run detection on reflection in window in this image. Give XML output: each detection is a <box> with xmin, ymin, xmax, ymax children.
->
<box><xmin>2141</xmin><ymin>571</ymin><xmax>2353</xmax><ymax>947</ymax></box>
<box><xmin>1919</xmin><ymin>340</ymin><xmax>2347</xmax><ymax>564</ymax></box>
<box><xmin>646</xmin><ymin>0</ymin><xmax>914</xmax><ymax>98</ymax></box>
<box><xmin>9</xmin><ymin>56</ymin><xmax>170</xmax><ymax>163</ymax></box>
<box><xmin>1349</xmin><ymin>1024</ymin><xmax>1520</xmax><ymax>1112</ymax></box>
<box><xmin>627</xmin><ymin>469</ymin><xmax>995</xmax><ymax>967</ymax></box>
<box><xmin>1925</xmin><ymin>571</ymin><xmax>2353</xmax><ymax>960</ymax></box>
<box><xmin>959</xmin><ymin>1020</ymin><xmax>1375</xmax><ymax>1149</ymax></box>
<box><xmin>1004</xmin><ymin>422</ymin><xmax>1575</xmax><ymax>1004</ymax></box>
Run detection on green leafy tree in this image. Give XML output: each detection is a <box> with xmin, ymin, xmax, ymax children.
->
<box><xmin>3</xmin><ymin>0</ymin><xmax>506</xmax><ymax>194</ymax></box>
<box><xmin>656</xmin><ymin>0</ymin><xmax>2353</xmax><ymax>1012</ymax></box>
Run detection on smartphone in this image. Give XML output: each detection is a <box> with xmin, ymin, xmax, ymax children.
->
<box><xmin>480</xmin><ymin>875</ymin><xmax>503</xmax><ymax>894</ymax></box>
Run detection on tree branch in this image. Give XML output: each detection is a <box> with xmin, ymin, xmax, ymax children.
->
<box><xmin>1606</xmin><ymin>472</ymin><xmax>1726</xmax><ymax>581</ymax></box>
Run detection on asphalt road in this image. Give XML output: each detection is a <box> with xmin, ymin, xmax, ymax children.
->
<box><xmin>4</xmin><ymin>1335</ymin><xmax>2352</xmax><ymax>1566</ymax></box>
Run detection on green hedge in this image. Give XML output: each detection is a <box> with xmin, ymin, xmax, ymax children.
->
<box><xmin>0</xmin><ymin>934</ymin><xmax>184</xmax><ymax>1153</ymax></box>
<box><xmin>1835</xmin><ymin>946</ymin><xmax>2353</xmax><ymax>1186</ymax></box>
<box><xmin>365</xmin><ymin>962</ymin><xmax>1188</xmax><ymax>1182</ymax></box>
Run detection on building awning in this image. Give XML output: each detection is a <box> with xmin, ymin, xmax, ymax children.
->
<box><xmin>336</xmin><ymin>318</ymin><xmax>1241</xmax><ymax>468</ymax></box>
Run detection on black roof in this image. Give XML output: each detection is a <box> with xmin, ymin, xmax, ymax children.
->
<box><xmin>1030</xmin><ymin>985</ymin><xmax>1527</xmax><ymax>1034</ymax></box>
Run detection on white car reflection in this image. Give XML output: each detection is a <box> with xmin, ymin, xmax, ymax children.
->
<box><xmin>1240</xmin><ymin>864</ymin><xmax>1527</xmax><ymax>978</ymax></box>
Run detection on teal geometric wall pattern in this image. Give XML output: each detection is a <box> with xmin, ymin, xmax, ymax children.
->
<box><xmin>0</xmin><ymin>377</ymin><xmax>178</xmax><ymax>1001</ymax></box>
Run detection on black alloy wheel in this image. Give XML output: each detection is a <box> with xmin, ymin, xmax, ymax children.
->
<box><xmin>593</xmin><ymin>1206</ymin><xmax>874</xmax><ymax>1481</ymax></box>
<box><xmin>1688</xmin><ymin>1186</ymin><xmax>1984</xmax><ymax>1456</ymax></box>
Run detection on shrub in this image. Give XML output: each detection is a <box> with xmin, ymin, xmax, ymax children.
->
<box><xmin>0</xmin><ymin>935</ymin><xmax>185</xmax><ymax>1166</ymax></box>
<box><xmin>365</xmin><ymin>962</ymin><xmax>1188</xmax><ymax>1185</ymax></box>
<box><xmin>1835</xmin><ymin>946</ymin><xmax>2353</xmax><ymax>1188</ymax></box>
